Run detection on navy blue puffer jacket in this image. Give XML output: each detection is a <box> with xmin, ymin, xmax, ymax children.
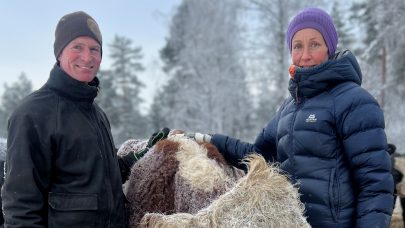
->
<box><xmin>211</xmin><ymin>51</ymin><xmax>394</xmax><ymax>228</ymax></box>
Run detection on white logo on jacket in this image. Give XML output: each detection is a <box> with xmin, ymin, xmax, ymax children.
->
<box><xmin>305</xmin><ymin>114</ymin><xmax>317</xmax><ymax>123</ymax></box>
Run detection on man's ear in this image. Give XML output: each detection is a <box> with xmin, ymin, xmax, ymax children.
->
<box><xmin>57</xmin><ymin>52</ymin><xmax>62</xmax><ymax>62</ymax></box>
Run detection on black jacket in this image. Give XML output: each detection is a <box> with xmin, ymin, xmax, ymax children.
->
<box><xmin>2</xmin><ymin>65</ymin><xmax>129</xmax><ymax>227</ymax></box>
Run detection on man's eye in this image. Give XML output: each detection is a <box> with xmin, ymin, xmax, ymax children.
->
<box><xmin>90</xmin><ymin>47</ymin><xmax>100</xmax><ymax>53</ymax></box>
<box><xmin>72</xmin><ymin>45</ymin><xmax>82</xmax><ymax>50</ymax></box>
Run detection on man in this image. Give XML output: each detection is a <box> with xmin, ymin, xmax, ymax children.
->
<box><xmin>1</xmin><ymin>11</ymin><xmax>167</xmax><ymax>227</ymax></box>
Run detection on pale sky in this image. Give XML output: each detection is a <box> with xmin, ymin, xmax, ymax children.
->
<box><xmin>0</xmin><ymin>0</ymin><xmax>180</xmax><ymax>109</ymax></box>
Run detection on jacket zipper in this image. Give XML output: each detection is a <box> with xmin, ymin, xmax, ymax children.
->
<box><xmin>90</xmin><ymin>106</ymin><xmax>114</xmax><ymax>226</ymax></box>
<box><xmin>289</xmin><ymin>101</ymin><xmax>302</xmax><ymax>180</ymax></box>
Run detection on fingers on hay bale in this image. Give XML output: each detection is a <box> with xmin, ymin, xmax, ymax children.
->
<box><xmin>117</xmin><ymin>139</ymin><xmax>148</xmax><ymax>157</ymax></box>
<box><xmin>140</xmin><ymin>153</ymin><xmax>310</xmax><ymax>228</ymax></box>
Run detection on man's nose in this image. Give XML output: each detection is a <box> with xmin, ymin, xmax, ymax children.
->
<box><xmin>80</xmin><ymin>48</ymin><xmax>92</xmax><ymax>62</ymax></box>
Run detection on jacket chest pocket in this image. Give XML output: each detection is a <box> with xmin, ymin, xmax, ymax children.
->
<box><xmin>48</xmin><ymin>192</ymin><xmax>98</xmax><ymax>228</ymax></box>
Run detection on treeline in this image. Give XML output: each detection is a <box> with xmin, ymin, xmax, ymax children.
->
<box><xmin>1</xmin><ymin>0</ymin><xmax>404</xmax><ymax>149</ymax></box>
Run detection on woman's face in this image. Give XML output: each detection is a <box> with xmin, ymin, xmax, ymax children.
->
<box><xmin>291</xmin><ymin>28</ymin><xmax>329</xmax><ymax>68</ymax></box>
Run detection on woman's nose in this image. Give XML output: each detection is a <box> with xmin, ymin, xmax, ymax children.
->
<box><xmin>301</xmin><ymin>47</ymin><xmax>311</xmax><ymax>60</ymax></box>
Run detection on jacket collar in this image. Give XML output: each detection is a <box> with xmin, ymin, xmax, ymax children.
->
<box><xmin>46</xmin><ymin>64</ymin><xmax>99</xmax><ymax>103</ymax></box>
<box><xmin>288</xmin><ymin>50</ymin><xmax>362</xmax><ymax>101</ymax></box>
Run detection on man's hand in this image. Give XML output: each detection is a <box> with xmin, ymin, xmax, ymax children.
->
<box><xmin>134</xmin><ymin>127</ymin><xmax>171</xmax><ymax>160</ymax></box>
<box><xmin>146</xmin><ymin>127</ymin><xmax>170</xmax><ymax>149</ymax></box>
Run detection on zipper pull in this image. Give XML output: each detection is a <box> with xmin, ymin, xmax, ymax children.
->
<box><xmin>289</xmin><ymin>65</ymin><xmax>300</xmax><ymax>103</ymax></box>
<box><xmin>289</xmin><ymin>65</ymin><xmax>297</xmax><ymax>80</ymax></box>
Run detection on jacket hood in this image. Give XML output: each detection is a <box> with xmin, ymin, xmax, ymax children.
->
<box><xmin>288</xmin><ymin>50</ymin><xmax>362</xmax><ymax>100</ymax></box>
<box><xmin>46</xmin><ymin>64</ymin><xmax>100</xmax><ymax>102</ymax></box>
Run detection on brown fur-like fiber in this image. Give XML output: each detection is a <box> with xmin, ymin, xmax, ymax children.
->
<box><xmin>202</xmin><ymin>142</ymin><xmax>228</xmax><ymax>166</ymax></box>
<box><xmin>141</xmin><ymin>154</ymin><xmax>310</xmax><ymax>228</ymax></box>
<box><xmin>125</xmin><ymin>140</ymin><xmax>180</xmax><ymax>227</ymax></box>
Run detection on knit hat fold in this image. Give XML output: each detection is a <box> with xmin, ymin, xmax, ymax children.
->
<box><xmin>286</xmin><ymin>7</ymin><xmax>338</xmax><ymax>57</ymax></box>
<box><xmin>54</xmin><ymin>11</ymin><xmax>102</xmax><ymax>59</ymax></box>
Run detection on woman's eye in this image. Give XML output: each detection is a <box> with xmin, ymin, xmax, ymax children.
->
<box><xmin>310</xmin><ymin>42</ymin><xmax>320</xmax><ymax>48</ymax></box>
<box><xmin>293</xmin><ymin>44</ymin><xmax>302</xmax><ymax>50</ymax></box>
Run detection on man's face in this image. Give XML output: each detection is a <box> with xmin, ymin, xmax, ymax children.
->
<box><xmin>58</xmin><ymin>36</ymin><xmax>101</xmax><ymax>83</ymax></box>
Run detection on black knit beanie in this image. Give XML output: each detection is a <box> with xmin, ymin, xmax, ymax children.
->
<box><xmin>54</xmin><ymin>11</ymin><xmax>102</xmax><ymax>59</ymax></box>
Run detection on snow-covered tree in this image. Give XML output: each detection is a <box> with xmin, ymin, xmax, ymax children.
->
<box><xmin>351</xmin><ymin>0</ymin><xmax>405</xmax><ymax>152</ymax></box>
<box><xmin>148</xmin><ymin>79</ymin><xmax>179</xmax><ymax>132</ymax></box>
<box><xmin>0</xmin><ymin>72</ymin><xmax>33</xmax><ymax>137</ymax></box>
<box><xmin>98</xmin><ymin>35</ymin><xmax>149</xmax><ymax>145</ymax></box>
<box><xmin>0</xmin><ymin>109</ymin><xmax>7</xmax><ymax>138</ymax></box>
<box><xmin>331</xmin><ymin>0</ymin><xmax>354</xmax><ymax>51</ymax></box>
<box><xmin>375</xmin><ymin>0</ymin><xmax>405</xmax><ymax>152</ymax></box>
<box><xmin>154</xmin><ymin>0</ymin><xmax>254</xmax><ymax>139</ymax></box>
<box><xmin>97</xmin><ymin>69</ymin><xmax>120</xmax><ymax>127</ymax></box>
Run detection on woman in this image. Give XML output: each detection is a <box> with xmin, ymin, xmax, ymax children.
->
<box><xmin>190</xmin><ymin>7</ymin><xmax>394</xmax><ymax>227</ymax></box>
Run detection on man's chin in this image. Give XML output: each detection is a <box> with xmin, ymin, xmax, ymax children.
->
<box><xmin>71</xmin><ymin>73</ymin><xmax>96</xmax><ymax>83</ymax></box>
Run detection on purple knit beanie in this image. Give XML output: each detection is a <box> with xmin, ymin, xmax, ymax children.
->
<box><xmin>286</xmin><ymin>7</ymin><xmax>338</xmax><ymax>57</ymax></box>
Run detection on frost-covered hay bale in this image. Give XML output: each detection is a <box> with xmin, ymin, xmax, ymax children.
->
<box><xmin>395</xmin><ymin>156</ymin><xmax>405</xmax><ymax>197</ymax></box>
<box><xmin>124</xmin><ymin>135</ymin><xmax>244</xmax><ymax>227</ymax></box>
<box><xmin>390</xmin><ymin>197</ymin><xmax>404</xmax><ymax>228</ymax></box>
<box><xmin>141</xmin><ymin>154</ymin><xmax>310</xmax><ymax>228</ymax></box>
<box><xmin>392</xmin><ymin>155</ymin><xmax>405</xmax><ymax>228</ymax></box>
<box><xmin>171</xmin><ymin>136</ymin><xmax>243</xmax><ymax>214</ymax></box>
